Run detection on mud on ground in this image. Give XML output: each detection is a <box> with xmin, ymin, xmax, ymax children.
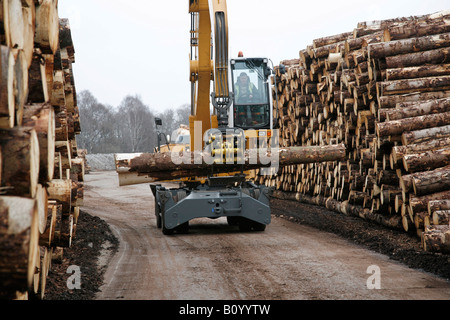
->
<box><xmin>44</xmin><ymin>198</ymin><xmax>449</xmax><ymax>300</ymax></box>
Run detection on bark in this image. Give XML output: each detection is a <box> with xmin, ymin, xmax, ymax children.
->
<box><xmin>428</xmin><ymin>199</ymin><xmax>450</xmax><ymax>216</ymax></box>
<box><xmin>0</xmin><ymin>196</ymin><xmax>39</xmax><ymax>291</ymax></box>
<box><xmin>27</xmin><ymin>49</ymin><xmax>49</xmax><ymax>103</ymax></box>
<box><xmin>0</xmin><ymin>46</ymin><xmax>15</xmax><ymax>128</ymax></box>
<box><xmin>47</xmin><ymin>179</ymin><xmax>71</xmax><ymax>212</ymax></box>
<box><xmin>409</xmin><ymin>190</ymin><xmax>450</xmax><ymax>215</ymax></box>
<box><xmin>378</xmin><ymin>91</ymin><xmax>450</xmax><ymax>108</ymax></box>
<box><xmin>385</xmin><ymin>18</ymin><xmax>450</xmax><ymax>42</ymax></box>
<box><xmin>403</xmin><ymin>147</ymin><xmax>450</xmax><ymax>173</ymax></box>
<box><xmin>22</xmin><ymin>103</ymin><xmax>55</xmax><ymax>183</ymax></box>
<box><xmin>34</xmin><ymin>0</ymin><xmax>59</xmax><ymax>54</ymax></box>
<box><xmin>432</xmin><ymin>210</ymin><xmax>450</xmax><ymax>225</ymax></box>
<box><xmin>412</xmin><ymin>164</ymin><xmax>450</xmax><ymax>195</ymax></box>
<box><xmin>115</xmin><ymin>144</ymin><xmax>347</xmax><ymax>185</ymax></box>
<box><xmin>385</xmin><ymin>97</ymin><xmax>450</xmax><ymax>121</ymax></box>
<box><xmin>401</xmin><ymin>124</ymin><xmax>450</xmax><ymax>145</ymax></box>
<box><xmin>14</xmin><ymin>50</ymin><xmax>29</xmax><ymax>126</ymax></box>
<box><xmin>385</xmin><ymin>47</ymin><xmax>450</xmax><ymax>69</ymax></box>
<box><xmin>386</xmin><ymin>63</ymin><xmax>450</xmax><ymax>81</ymax></box>
<box><xmin>422</xmin><ymin>225</ymin><xmax>450</xmax><ymax>253</ymax></box>
<box><xmin>376</xmin><ymin>111</ymin><xmax>450</xmax><ymax>137</ymax></box>
<box><xmin>0</xmin><ymin>127</ymin><xmax>39</xmax><ymax>198</ymax></box>
<box><xmin>368</xmin><ymin>32</ymin><xmax>450</xmax><ymax>59</ymax></box>
<box><xmin>391</xmin><ymin>136</ymin><xmax>450</xmax><ymax>163</ymax></box>
<box><xmin>379</xmin><ymin>75</ymin><xmax>450</xmax><ymax>96</ymax></box>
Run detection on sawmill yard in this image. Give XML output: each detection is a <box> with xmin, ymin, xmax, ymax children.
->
<box><xmin>2</xmin><ymin>0</ymin><xmax>450</xmax><ymax>305</ymax></box>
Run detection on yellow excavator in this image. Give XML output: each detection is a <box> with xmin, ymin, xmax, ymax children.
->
<box><xmin>150</xmin><ymin>0</ymin><xmax>281</xmax><ymax>234</ymax></box>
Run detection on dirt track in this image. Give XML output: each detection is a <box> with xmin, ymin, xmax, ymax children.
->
<box><xmin>80</xmin><ymin>171</ymin><xmax>450</xmax><ymax>300</ymax></box>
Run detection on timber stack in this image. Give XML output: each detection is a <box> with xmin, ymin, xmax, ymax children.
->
<box><xmin>0</xmin><ymin>1</ymin><xmax>84</xmax><ymax>299</ymax></box>
<box><xmin>266</xmin><ymin>9</ymin><xmax>450</xmax><ymax>253</ymax></box>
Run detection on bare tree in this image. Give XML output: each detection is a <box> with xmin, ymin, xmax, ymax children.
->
<box><xmin>77</xmin><ymin>90</ymin><xmax>119</xmax><ymax>153</ymax></box>
<box><xmin>117</xmin><ymin>95</ymin><xmax>156</xmax><ymax>152</ymax></box>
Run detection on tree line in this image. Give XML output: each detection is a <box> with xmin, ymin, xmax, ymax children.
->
<box><xmin>76</xmin><ymin>90</ymin><xmax>190</xmax><ymax>154</ymax></box>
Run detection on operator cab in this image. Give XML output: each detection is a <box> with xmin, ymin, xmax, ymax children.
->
<box><xmin>230</xmin><ymin>57</ymin><xmax>273</xmax><ymax>130</ymax></box>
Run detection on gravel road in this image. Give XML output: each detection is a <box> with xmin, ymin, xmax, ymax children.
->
<box><xmin>78</xmin><ymin>171</ymin><xmax>450</xmax><ymax>300</ymax></box>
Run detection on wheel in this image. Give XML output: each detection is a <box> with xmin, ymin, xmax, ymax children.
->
<box><xmin>155</xmin><ymin>202</ymin><xmax>162</xmax><ymax>228</ymax></box>
<box><xmin>176</xmin><ymin>221</ymin><xmax>189</xmax><ymax>234</ymax></box>
<box><xmin>161</xmin><ymin>209</ymin><xmax>174</xmax><ymax>235</ymax></box>
<box><xmin>238</xmin><ymin>217</ymin><xmax>253</xmax><ymax>232</ymax></box>
<box><xmin>227</xmin><ymin>216</ymin><xmax>240</xmax><ymax>226</ymax></box>
<box><xmin>252</xmin><ymin>221</ymin><xmax>266</xmax><ymax>231</ymax></box>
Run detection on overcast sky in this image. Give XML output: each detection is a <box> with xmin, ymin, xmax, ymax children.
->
<box><xmin>58</xmin><ymin>0</ymin><xmax>449</xmax><ymax>113</ymax></box>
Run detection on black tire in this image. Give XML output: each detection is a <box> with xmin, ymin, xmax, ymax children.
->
<box><xmin>238</xmin><ymin>218</ymin><xmax>253</xmax><ymax>232</ymax></box>
<box><xmin>161</xmin><ymin>210</ymin><xmax>174</xmax><ymax>235</ymax></box>
<box><xmin>227</xmin><ymin>216</ymin><xmax>240</xmax><ymax>226</ymax></box>
<box><xmin>176</xmin><ymin>221</ymin><xmax>189</xmax><ymax>234</ymax></box>
<box><xmin>155</xmin><ymin>202</ymin><xmax>162</xmax><ymax>228</ymax></box>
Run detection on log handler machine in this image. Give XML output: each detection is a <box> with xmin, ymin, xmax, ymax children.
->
<box><xmin>114</xmin><ymin>0</ymin><xmax>346</xmax><ymax>235</ymax></box>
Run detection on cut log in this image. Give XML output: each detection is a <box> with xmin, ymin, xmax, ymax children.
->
<box><xmin>14</xmin><ymin>49</ymin><xmax>29</xmax><ymax>126</ymax></box>
<box><xmin>386</xmin><ymin>64</ymin><xmax>450</xmax><ymax>81</ymax></box>
<box><xmin>409</xmin><ymin>190</ymin><xmax>450</xmax><ymax>215</ymax></box>
<box><xmin>422</xmin><ymin>225</ymin><xmax>450</xmax><ymax>253</ymax></box>
<box><xmin>0</xmin><ymin>45</ymin><xmax>15</xmax><ymax>128</ymax></box>
<box><xmin>376</xmin><ymin>111</ymin><xmax>450</xmax><ymax>137</ymax></box>
<box><xmin>403</xmin><ymin>147</ymin><xmax>450</xmax><ymax>173</ymax></box>
<box><xmin>0</xmin><ymin>127</ymin><xmax>39</xmax><ymax>198</ymax></box>
<box><xmin>27</xmin><ymin>49</ymin><xmax>49</xmax><ymax>103</ymax></box>
<box><xmin>412</xmin><ymin>164</ymin><xmax>450</xmax><ymax>195</ymax></box>
<box><xmin>401</xmin><ymin>124</ymin><xmax>450</xmax><ymax>145</ymax></box>
<box><xmin>3</xmin><ymin>0</ymin><xmax>25</xmax><ymax>50</ymax></box>
<box><xmin>432</xmin><ymin>210</ymin><xmax>450</xmax><ymax>225</ymax></box>
<box><xmin>385</xmin><ymin>97</ymin><xmax>450</xmax><ymax>121</ymax></box>
<box><xmin>34</xmin><ymin>0</ymin><xmax>59</xmax><ymax>54</ymax></box>
<box><xmin>39</xmin><ymin>203</ymin><xmax>57</xmax><ymax>247</ymax></box>
<box><xmin>115</xmin><ymin>144</ymin><xmax>347</xmax><ymax>186</ymax></box>
<box><xmin>428</xmin><ymin>199</ymin><xmax>450</xmax><ymax>216</ymax></box>
<box><xmin>22</xmin><ymin>103</ymin><xmax>55</xmax><ymax>183</ymax></box>
<box><xmin>379</xmin><ymin>76</ymin><xmax>450</xmax><ymax>96</ymax></box>
<box><xmin>0</xmin><ymin>196</ymin><xmax>38</xmax><ymax>292</ymax></box>
<box><xmin>385</xmin><ymin>47</ymin><xmax>450</xmax><ymax>68</ymax></box>
<box><xmin>392</xmin><ymin>136</ymin><xmax>450</xmax><ymax>164</ymax></box>
<box><xmin>378</xmin><ymin>91</ymin><xmax>450</xmax><ymax>108</ymax></box>
<box><xmin>47</xmin><ymin>179</ymin><xmax>72</xmax><ymax>213</ymax></box>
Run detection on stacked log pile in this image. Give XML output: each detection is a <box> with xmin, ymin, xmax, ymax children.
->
<box><xmin>266</xmin><ymin>9</ymin><xmax>450</xmax><ymax>253</ymax></box>
<box><xmin>0</xmin><ymin>1</ymin><xmax>84</xmax><ymax>299</ymax></box>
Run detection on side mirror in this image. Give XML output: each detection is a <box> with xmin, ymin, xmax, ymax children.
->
<box><xmin>278</xmin><ymin>64</ymin><xmax>286</xmax><ymax>75</ymax></box>
<box><xmin>155</xmin><ymin>117</ymin><xmax>162</xmax><ymax>126</ymax></box>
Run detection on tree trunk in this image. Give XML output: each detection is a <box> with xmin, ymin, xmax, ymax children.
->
<box><xmin>403</xmin><ymin>147</ymin><xmax>450</xmax><ymax>172</ymax></box>
<box><xmin>47</xmin><ymin>179</ymin><xmax>71</xmax><ymax>213</ymax></box>
<box><xmin>0</xmin><ymin>196</ymin><xmax>39</xmax><ymax>292</ymax></box>
<box><xmin>27</xmin><ymin>49</ymin><xmax>49</xmax><ymax>103</ymax></box>
<box><xmin>386</xmin><ymin>63</ymin><xmax>450</xmax><ymax>81</ymax></box>
<box><xmin>34</xmin><ymin>0</ymin><xmax>59</xmax><ymax>54</ymax></box>
<box><xmin>22</xmin><ymin>103</ymin><xmax>55</xmax><ymax>183</ymax></box>
<box><xmin>14</xmin><ymin>50</ymin><xmax>29</xmax><ymax>126</ymax></box>
<box><xmin>115</xmin><ymin>144</ymin><xmax>347</xmax><ymax>185</ymax></box>
<box><xmin>378</xmin><ymin>90</ymin><xmax>450</xmax><ymax>108</ymax></box>
<box><xmin>428</xmin><ymin>199</ymin><xmax>450</xmax><ymax>216</ymax></box>
<box><xmin>0</xmin><ymin>127</ymin><xmax>39</xmax><ymax>198</ymax></box>
<box><xmin>379</xmin><ymin>75</ymin><xmax>450</xmax><ymax>96</ymax></box>
<box><xmin>401</xmin><ymin>124</ymin><xmax>450</xmax><ymax>145</ymax></box>
<box><xmin>412</xmin><ymin>164</ymin><xmax>450</xmax><ymax>195</ymax></box>
<box><xmin>391</xmin><ymin>136</ymin><xmax>450</xmax><ymax>164</ymax></box>
<box><xmin>422</xmin><ymin>225</ymin><xmax>450</xmax><ymax>253</ymax></box>
<box><xmin>376</xmin><ymin>111</ymin><xmax>450</xmax><ymax>137</ymax></box>
<box><xmin>385</xmin><ymin>47</ymin><xmax>450</xmax><ymax>68</ymax></box>
<box><xmin>0</xmin><ymin>45</ymin><xmax>15</xmax><ymax>129</ymax></box>
<box><xmin>432</xmin><ymin>210</ymin><xmax>450</xmax><ymax>225</ymax></box>
<box><xmin>368</xmin><ymin>32</ymin><xmax>450</xmax><ymax>59</ymax></box>
<box><xmin>385</xmin><ymin>97</ymin><xmax>450</xmax><ymax>121</ymax></box>
<box><xmin>409</xmin><ymin>190</ymin><xmax>450</xmax><ymax>215</ymax></box>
